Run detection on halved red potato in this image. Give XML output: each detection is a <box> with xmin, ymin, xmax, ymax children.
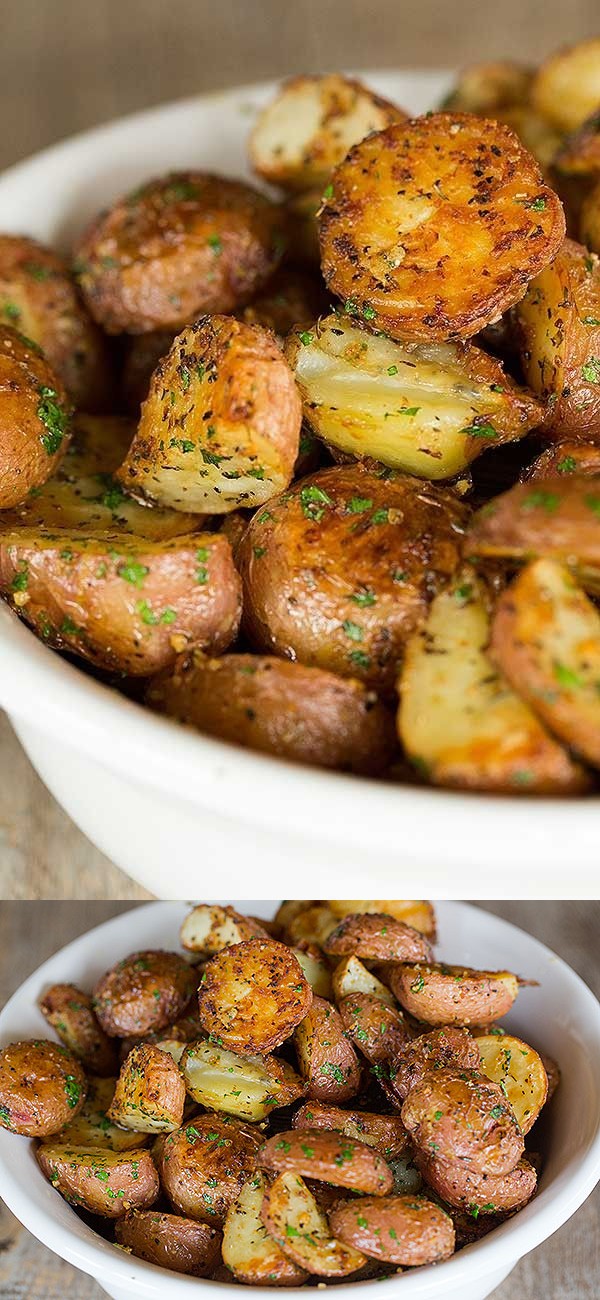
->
<box><xmin>181</xmin><ymin>1040</ymin><xmax>304</xmax><ymax>1122</ymax></box>
<box><xmin>331</xmin><ymin>955</ymin><xmax>397</xmax><ymax>1009</ymax></box>
<box><xmin>260</xmin><ymin>1171</ymin><xmax>367</xmax><ymax>1276</ymax></box>
<box><xmin>157</xmin><ymin>1114</ymin><xmax>263</xmax><ymax>1225</ymax></box>
<box><xmin>442</xmin><ymin>61</ymin><xmax>533</xmax><ymax>113</ymax></box>
<box><xmin>416</xmin><ymin>1150</ymin><xmax>537</xmax><ymax>1213</ymax></box>
<box><xmin>286</xmin><ymin>905</ymin><xmax>339</xmax><ymax>949</ymax></box>
<box><xmin>115</xmin><ymin>1210</ymin><xmax>221</xmax><ymax>1277</ymax></box>
<box><xmin>401</xmin><ymin>1067</ymin><xmax>524</xmax><ymax>1174</ymax></box>
<box><xmin>93</xmin><ymin>950</ymin><xmax>196</xmax><ymax>1038</ymax></box>
<box><xmin>523</xmin><ymin>440</ymin><xmax>600</xmax><ymax>481</ymax></box>
<box><xmin>50</xmin><ymin>1075</ymin><xmax>148</xmax><ymax>1152</ymax></box>
<box><xmin>338</xmin><ymin>993</ymin><xmax>411</xmax><ymax>1068</ymax></box>
<box><xmin>294</xmin><ymin>996</ymin><xmax>361</xmax><ymax>1102</ymax></box>
<box><xmin>0</xmin><ymin>325</ymin><xmax>71</xmax><ymax>508</ymax></box>
<box><xmin>476</xmin><ymin>1033</ymin><xmax>548</xmax><ymax>1134</ymax></box>
<box><xmin>197</xmin><ymin>938</ymin><xmax>312</xmax><ymax>1054</ymax></box>
<box><xmin>327</xmin><ymin>900</ymin><xmax>436</xmax><ymax>936</ymax></box>
<box><xmin>531</xmin><ymin>39</ymin><xmax>600</xmax><ymax>133</ymax></box>
<box><xmin>222</xmin><ymin>1172</ymin><xmax>308</xmax><ymax>1286</ymax></box>
<box><xmin>466</xmin><ymin>472</ymin><xmax>600</xmax><ymax>586</ymax></box>
<box><xmin>292</xmin><ymin>1100</ymin><xmax>409</xmax><ymax>1159</ymax></box>
<box><xmin>330</xmin><ymin>1194</ymin><xmax>455</xmax><ymax>1266</ymax></box>
<box><xmin>389</xmin><ymin>963</ymin><xmax>520</xmax><ymax>1026</ymax></box>
<box><xmin>324</xmin><ymin>913</ymin><xmax>432</xmax><ymax>963</ymax></box>
<box><xmin>259</xmin><ymin>1128</ymin><xmax>393</xmax><ymax>1194</ymax></box>
<box><xmin>39</xmin><ymin>984</ymin><xmax>117</xmax><ymax>1076</ymax></box>
<box><xmin>389</xmin><ymin>1027</ymin><xmax>481</xmax><ymax>1102</ymax></box>
<box><xmin>0</xmin><ymin>1039</ymin><xmax>86</xmax><ymax>1137</ymax></box>
<box><xmin>291</xmin><ymin>944</ymin><xmax>333</xmax><ymax>998</ymax></box>
<box><xmin>180</xmin><ymin>904</ymin><xmax>269</xmax><ymax>955</ymax></box>
<box><xmin>107</xmin><ymin>1042</ymin><xmax>186</xmax><ymax>1133</ymax></box>
<box><xmin>37</xmin><ymin>1144</ymin><xmax>158</xmax><ymax>1217</ymax></box>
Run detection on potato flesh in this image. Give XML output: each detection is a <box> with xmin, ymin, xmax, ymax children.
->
<box><xmin>51</xmin><ymin>1076</ymin><xmax>148</xmax><ymax>1151</ymax></box>
<box><xmin>223</xmin><ymin>1173</ymin><xmax>308</xmax><ymax>1285</ymax></box>
<box><xmin>292</xmin><ymin>948</ymin><xmax>333</xmax><ymax>998</ymax></box>
<box><xmin>181</xmin><ymin>1040</ymin><xmax>302</xmax><ymax>1121</ymax></box>
<box><xmin>180</xmin><ymin>904</ymin><xmax>267</xmax><ymax>955</ymax></box>
<box><xmin>477</xmin><ymin>1033</ymin><xmax>548</xmax><ymax>1134</ymax></box>
<box><xmin>261</xmin><ymin>1170</ymin><xmax>367</xmax><ymax>1276</ymax></box>
<box><xmin>331</xmin><ymin>955</ymin><xmax>397</xmax><ymax>1009</ymax></box>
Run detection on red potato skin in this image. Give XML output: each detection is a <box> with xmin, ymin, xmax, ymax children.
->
<box><xmin>389</xmin><ymin>1026</ymin><xmax>481</xmax><ymax>1102</ymax></box>
<box><xmin>93</xmin><ymin>951</ymin><xmax>196</xmax><ymax>1037</ymax></box>
<box><xmin>337</xmin><ymin>993</ymin><xmax>411</xmax><ymax>1066</ymax></box>
<box><xmin>115</xmin><ymin>1210</ymin><xmax>222</xmax><ymax>1276</ymax></box>
<box><xmin>294</xmin><ymin>995</ymin><xmax>362</xmax><ymax>1102</ymax></box>
<box><xmin>523</xmin><ymin>440</ymin><xmax>600</xmax><ymax>481</ymax></box>
<box><xmin>292</xmin><ymin>1100</ymin><xmax>410</xmax><ymax>1159</ymax></box>
<box><xmin>416</xmin><ymin>1150</ymin><xmax>537</xmax><ymax>1212</ymax></box>
<box><xmin>0</xmin><ymin>1040</ymin><xmax>86</xmax><ymax>1137</ymax></box>
<box><xmin>258</xmin><ymin>1128</ymin><xmax>394</xmax><ymax>1194</ymax></box>
<box><xmin>0</xmin><ymin>325</ymin><xmax>71</xmax><ymax>508</ymax></box>
<box><xmin>329</xmin><ymin>1194</ymin><xmax>455</xmax><ymax>1266</ymax></box>
<box><xmin>39</xmin><ymin>984</ymin><xmax>118</xmax><ymax>1076</ymax></box>
<box><xmin>157</xmin><ymin>1114</ymin><xmax>263</xmax><ymax>1225</ymax></box>
<box><xmin>324</xmin><ymin>913</ymin><xmax>433</xmax><ymax>962</ymax></box>
<box><xmin>401</xmin><ymin>1068</ymin><xmax>525</xmax><ymax>1175</ymax></box>
<box><xmin>388</xmin><ymin>963</ymin><xmax>519</xmax><ymax>1026</ymax></box>
<box><xmin>36</xmin><ymin>1144</ymin><xmax>159</xmax><ymax>1218</ymax></box>
<box><xmin>465</xmin><ymin>473</ymin><xmax>600</xmax><ymax>568</ymax></box>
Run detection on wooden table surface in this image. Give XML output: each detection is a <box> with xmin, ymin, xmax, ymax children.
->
<box><xmin>0</xmin><ymin>901</ymin><xmax>598</xmax><ymax>1298</ymax></box>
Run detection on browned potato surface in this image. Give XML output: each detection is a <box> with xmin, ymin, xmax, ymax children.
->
<box><xmin>37</xmin><ymin>1144</ymin><xmax>158</xmax><ymax>1217</ymax></box>
<box><xmin>476</xmin><ymin>1033</ymin><xmax>548</xmax><ymax>1134</ymax></box>
<box><xmin>180</xmin><ymin>903</ymin><xmax>269</xmax><ymax>955</ymax></box>
<box><xmin>238</xmin><ymin>464</ymin><xmax>467</xmax><ymax>693</ymax></box>
<box><xmin>51</xmin><ymin>1075</ymin><xmax>148</xmax><ymax>1151</ymax></box>
<box><xmin>181</xmin><ymin>1039</ymin><xmax>304</xmax><ymax>1121</ymax></box>
<box><xmin>319</xmin><ymin>113</ymin><xmax>565</xmax><ymax>342</ymax></box>
<box><xmin>117</xmin><ymin>315</ymin><xmax>301</xmax><ymax>514</ymax></box>
<box><xmin>259</xmin><ymin>1128</ymin><xmax>393</xmax><ymax>1194</ymax></box>
<box><xmin>389</xmin><ymin>1027</ymin><xmax>481</xmax><ymax>1102</ymax></box>
<box><xmin>75</xmin><ymin>171</ymin><xmax>286</xmax><ymax>333</ymax></box>
<box><xmin>292</xmin><ymin>1100</ymin><xmax>409</xmax><ymax>1159</ymax></box>
<box><xmin>324</xmin><ymin>912</ymin><xmax>432</xmax><ymax>963</ymax></box>
<box><xmin>442</xmin><ymin>61</ymin><xmax>533</xmax><ymax>113</ymax></box>
<box><xmin>531</xmin><ymin>39</ymin><xmax>600</xmax><ymax>132</ymax></box>
<box><xmin>294</xmin><ymin>996</ymin><xmax>361</xmax><ymax>1102</ymax></box>
<box><xmin>401</xmin><ymin>1067</ymin><xmax>524</xmax><ymax>1174</ymax></box>
<box><xmin>466</xmin><ymin>473</ymin><xmax>600</xmax><ymax>581</ymax></box>
<box><xmin>338</xmin><ymin>993</ymin><xmax>411</xmax><ymax>1068</ymax></box>
<box><xmin>327</xmin><ymin>900</ymin><xmax>436</xmax><ymax>936</ymax></box>
<box><xmin>524</xmin><ymin>440</ymin><xmax>600</xmax><ymax>481</ymax></box>
<box><xmin>0</xmin><ymin>325</ymin><xmax>71</xmax><ymax>508</ymax></box>
<box><xmin>157</xmin><ymin>1113</ymin><xmax>262</xmax><ymax>1225</ymax></box>
<box><xmin>93</xmin><ymin>950</ymin><xmax>196</xmax><ymax>1037</ymax></box>
<box><xmin>0</xmin><ymin>234</ymin><xmax>112</xmax><ymax>410</ymax></box>
<box><xmin>0</xmin><ymin>1039</ymin><xmax>86</xmax><ymax>1137</ymax></box>
<box><xmin>107</xmin><ymin>1042</ymin><xmax>186</xmax><ymax>1132</ymax></box>
<box><xmin>330</xmin><ymin>1194</ymin><xmax>455</xmax><ymax>1266</ymax></box>
<box><xmin>331</xmin><ymin>955</ymin><xmax>397</xmax><ymax>1008</ymax></box>
<box><xmin>39</xmin><ymin>984</ymin><xmax>117</xmax><ymax>1076</ymax></box>
<box><xmin>260</xmin><ymin>1170</ymin><xmax>367</xmax><ymax>1276</ymax></box>
<box><xmin>416</xmin><ymin>1150</ymin><xmax>537</xmax><ymax>1213</ymax></box>
<box><xmin>240</xmin><ymin>266</ymin><xmax>328</xmax><ymax>339</ymax></box>
<box><xmin>286</xmin><ymin>905</ymin><xmax>339</xmax><ymax>948</ymax></box>
<box><xmin>115</xmin><ymin>1209</ymin><xmax>221</xmax><ymax>1276</ymax></box>
<box><xmin>223</xmin><ymin>1172</ymin><xmax>308</xmax><ymax>1286</ymax></box>
<box><xmin>147</xmin><ymin>651</ymin><xmax>397</xmax><ymax>775</ymax></box>
<box><xmin>198</xmin><ymin>937</ymin><xmax>312</xmax><ymax>1054</ymax></box>
<box><xmin>389</xmin><ymin>963</ymin><xmax>520</xmax><ymax>1026</ymax></box>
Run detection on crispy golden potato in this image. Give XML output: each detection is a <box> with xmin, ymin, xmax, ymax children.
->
<box><xmin>284</xmin><ymin>188</ymin><xmax>322</xmax><ymax>266</ymax></box>
<box><xmin>292</xmin><ymin>1100</ymin><xmax>409</xmax><ymax>1159</ymax></box>
<box><xmin>331</xmin><ymin>955</ymin><xmax>397</xmax><ymax>1009</ymax></box>
<box><xmin>416</xmin><ymin>1150</ymin><xmax>537</xmax><ymax>1213</ymax></box>
<box><xmin>466</xmin><ymin>473</ymin><xmax>600</xmax><ymax>583</ymax></box>
<box><xmin>524</xmin><ymin>440</ymin><xmax>600</xmax><ymax>481</ymax></box>
<box><xmin>0</xmin><ymin>325</ymin><xmax>71</xmax><ymax>508</ymax></box>
<box><xmin>36</xmin><ymin>1144</ymin><xmax>158</xmax><ymax>1218</ymax></box>
<box><xmin>121</xmin><ymin>329</ymin><xmax>178</xmax><ymax>413</ymax></box>
<box><xmin>0</xmin><ymin>234</ymin><xmax>112</xmax><ymax>410</ymax></box>
<box><xmin>39</xmin><ymin>985</ymin><xmax>117</xmax><ymax>1076</ymax></box>
<box><xmin>250</xmin><ymin>74</ymin><xmax>405</xmax><ymax>192</ymax></box>
<box><xmin>491</xmin><ymin>558</ymin><xmax>600</xmax><ymax>767</ymax></box>
<box><xmin>330</xmin><ymin>1194</ymin><xmax>455</xmax><ymax>1266</ymax></box>
<box><xmin>93</xmin><ymin>950</ymin><xmax>196</xmax><ymax>1038</ymax></box>
<box><xmin>291</xmin><ymin>945</ymin><xmax>333</xmax><ymax>998</ymax></box>
<box><xmin>294</xmin><ymin>996</ymin><xmax>361</xmax><ymax>1102</ymax></box>
<box><xmin>476</xmin><ymin>1033</ymin><xmax>548</xmax><ymax>1134</ymax></box>
<box><xmin>223</xmin><ymin>1172</ymin><xmax>308</xmax><ymax>1286</ymax></box>
<box><xmin>115</xmin><ymin>1209</ymin><xmax>221</xmax><ymax>1277</ymax></box>
<box><xmin>259</xmin><ymin>1128</ymin><xmax>393</xmax><ymax>1194</ymax></box>
<box><xmin>389</xmin><ymin>963</ymin><xmax>521</xmax><ymax>1027</ymax></box>
<box><xmin>338</xmin><ymin>993</ymin><xmax>411</xmax><ymax>1071</ymax></box>
<box><xmin>324</xmin><ymin>913</ymin><xmax>432</xmax><ymax>963</ymax></box>
<box><xmin>401</xmin><ymin>1067</ymin><xmax>524</xmax><ymax>1174</ymax></box>
<box><xmin>51</xmin><ymin>1075</ymin><xmax>148</xmax><ymax>1151</ymax></box>
<box><xmin>74</xmin><ymin>171</ymin><xmax>286</xmax><ymax>333</ymax></box>
<box><xmin>389</xmin><ymin>1027</ymin><xmax>481</xmax><ymax>1102</ymax></box>
<box><xmin>398</xmin><ymin>568</ymin><xmax>586</xmax><ymax>794</ymax></box>
<box><xmin>157</xmin><ymin>1113</ymin><xmax>263</xmax><ymax>1225</ymax></box>
<box><xmin>260</xmin><ymin>1171</ymin><xmax>367</xmax><ymax>1276</ymax></box>
<box><xmin>327</xmin><ymin>900</ymin><xmax>436</xmax><ymax>938</ymax></box>
<box><xmin>147</xmin><ymin>651</ymin><xmax>397</xmax><ymax>775</ymax></box>
<box><xmin>286</xmin><ymin>905</ymin><xmax>339</xmax><ymax>949</ymax></box>
<box><xmin>0</xmin><ymin>1039</ymin><xmax>86</xmax><ymax>1137</ymax></box>
<box><xmin>495</xmin><ymin>105</ymin><xmax>564</xmax><ymax>174</ymax></box>
<box><xmin>319</xmin><ymin>113</ymin><xmax>565</xmax><ymax>343</ymax></box>
<box><xmin>442</xmin><ymin>61</ymin><xmax>533</xmax><ymax>113</ymax></box>
<box><xmin>117</xmin><ymin>315</ymin><xmax>301</xmax><ymax>514</ymax></box>
<box><xmin>531</xmin><ymin>39</ymin><xmax>600</xmax><ymax>133</ymax></box>
<box><xmin>198</xmin><ymin>938</ymin><xmax>312</xmax><ymax>1054</ymax></box>
<box><xmin>107</xmin><ymin>1043</ymin><xmax>186</xmax><ymax>1133</ymax></box>
<box><xmin>181</xmin><ymin>1039</ymin><xmax>304</xmax><ymax>1121</ymax></box>
<box><xmin>285</xmin><ymin>315</ymin><xmax>543</xmax><ymax>481</ymax></box>
<box><xmin>238</xmin><ymin>464</ymin><xmax>467</xmax><ymax>693</ymax></box>
<box><xmin>180</xmin><ymin>904</ymin><xmax>269</xmax><ymax>955</ymax></box>
<box><xmin>240</xmin><ymin>266</ymin><xmax>329</xmax><ymax>339</ymax></box>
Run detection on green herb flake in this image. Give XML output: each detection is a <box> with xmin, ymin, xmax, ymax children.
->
<box><xmin>553</xmin><ymin>660</ymin><xmax>583</xmax><ymax>689</ymax></box>
<box><xmin>582</xmin><ymin>357</ymin><xmax>600</xmax><ymax>383</ymax></box>
<box><xmin>557</xmin><ymin>456</ymin><xmax>577</xmax><ymax>474</ymax></box>
<box><xmin>300</xmin><ymin>484</ymin><xmax>333</xmax><ymax>523</ymax></box>
<box><xmin>118</xmin><ymin>560</ymin><xmax>149</xmax><ymax>589</ymax></box>
<box><xmin>521</xmin><ymin>489</ymin><xmax>560</xmax><ymax>514</ymax></box>
<box><xmin>37</xmin><ymin>386</ymin><xmax>69</xmax><ymax>455</ymax></box>
<box><xmin>346</xmin><ymin>496</ymin><xmax>373</xmax><ymax>514</ymax></box>
<box><xmin>299</xmin><ymin>330</ymin><xmax>313</xmax><ymax>346</ymax></box>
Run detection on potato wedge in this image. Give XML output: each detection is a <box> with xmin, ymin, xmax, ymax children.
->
<box><xmin>223</xmin><ymin>1172</ymin><xmax>308</xmax><ymax>1285</ymax></box>
<box><xmin>416</xmin><ymin>1150</ymin><xmax>537</xmax><ymax>1213</ymax></box>
<box><xmin>441</xmin><ymin>61</ymin><xmax>533</xmax><ymax>114</ymax></box>
<box><xmin>259</xmin><ymin>1128</ymin><xmax>393</xmax><ymax>1194</ymax></box>
<box><xmin>181</xmin><ymin>1039</ymin><xmax>304</xmax><ymax>1121</ymax></box>
<box><xmin>328</xmin><ymin>900</ymin><xmax>436</xmax><ymax>937</ymax></box>
<box><xmin>36</xmin><ymin>1144</ymin><xmax>158</xmax><ymax>1217</ymax></box>
<box><xmin>523</xmin><ymin>440</ymin><xmax>600</xmax><ymax>481</ymax></box>
<box><xmin>491</xmin><ymin>558</ymin><xmax>600</xmax><ymax>767</ymax></box>
<box><xmin>0</xmin><ymin>325</ymin><xmax>71</xmax><ymax>508</ymax></box>
<box><xmin>118</xmin><ymin>315</ymin><xmax>301</xmax><ymax>515</ymax></box>
<box><xmin>331</xmin><ymin>956</ymin><xmax>396</xmax><ymax>1009</ymax></box>
<box><xmin>388</xmin><ymin>1027</ymin><xmax>481</xmax><ymax>1102</ymax></box>
<box><xmin>389</xmin><ymin>963</ymin><xmax>520</xmax><ymax>1027</ymax></box>
<box><xmin>147</xmin><ymin>651</ymin><xmax>397</xmax><ymax>775</ymax></box>
<box><xmin>107</xmin><ymin>1042</ymin><xmax>186</xmax><ymax>1133</ymax></box>
<box><xmin>93</xmin><ymin>950</ymin><xmax>196</xmax><ymax>1038</ymax></box>
<box><xmin>51</xmin><ymin>1075</ymin><xmax>148</xmax><ymax>1151</ymax></box>
<box><xmin>0</xmin><ymin>1039</ymin><xmax>86</xmax><ymax>1137</ymax></box>
<box><xmin>398</xmin><ymin>569</ymin><xmax>586</xmax><ymax>794</ymax></box>
<box><xmin>286</xmin><ymin>905</ymin><xmax>339</xmax><ymax>949</ymax></box>
<box><xmin>180</xmin><ymin>904</ymin><xmax>269</xmax><ymax>956</ymax></box>
<box><xmin>250</xmin><ymin>74</ymin><xmax>405</xmax><ymax>191</ymax></box>
<box><xmin>273</xmin><ymin>900</ymin><xmax>317</xmax><ymax>935</ymax></box>
<box><xmin>401</xmin><ymin>1067</ymin><xmax>524</xmax><ymax>1174</ymax></box>
<box><xmin>292</xmin><ymin>1101</ymin><xmax>409</xmax><ymax>1159</ymax></box>
<box><xmin>198</xmin><ymin>938</ymin><xmax>312</xmax><ymax>1055</ymax></box>
<box><xmin>476</xmin><ymin>1033</ymin><xmax>548</xmax><ymax>1135</ymax></box>
<box><xmin>531</xmin><ymin>39</ymin><xmax>600</xmax><ymax>133</ymax></box>
<box><xmin>39</xmin><ymin>983</ymin><xmax>117</xmax><ymax>1076</ymax></box>
<box><xmin>294</xmin><ymin>996</ymin><xmax>361</xmax><ymax>1102</ymax></box>
<box><xmin>330</xmin><ymin>1194</ymin><xmax>455</xmax><ymax>1266</ymax></box>
<box><xmin>74</xmin><ymin>171</ymin><xmax>286</xmax><ymax>333</ymax></box>
<box><xmin>238</xmin><ymin>464</ymin><xmax>467</xmax><ymax>693</ymax></box>
<box><xmin>115</xmin><ymin>1209</ymin><xmax>221</xmax><ymax>1277</ymax></box>
<box><xmin>260</xmin><ymin>1171</ymin><xmax>367</xmax><ymax>1276</ymax></box>
<box><xmin>338</xmin><ymin>993</ymin><xmax>411</xmax><ymax>1071</ymax></box>
<box><xmin>324</xmin><ymin>913</ymin><xmax>432</xmax><ymax>963</ymax></box>
<box><xmin>157</xmin><ymin>1114</ymin><xmax>263</xmax><ymax>1225</ymax></box>
<box><xmin>285</xmin><ymin>315</ymin><xmax>543</xmax><ymax>480</ymax></box>
<box><xmin>319</xmin><ymin>113</ymin><xmax>565</xmax><ymax>343</ymax></box>
<box><xmin>291</xmin><ymin>945</ymin><xmax>333</xmax><ymax>998</ymax></box>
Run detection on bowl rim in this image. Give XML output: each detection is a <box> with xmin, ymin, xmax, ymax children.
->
<box><xmin>0</xmin><ymin>899</ymin><xmax>599</xmax><ymax>1297</ymax></box>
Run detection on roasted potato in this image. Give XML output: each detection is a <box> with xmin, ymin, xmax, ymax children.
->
<box><xmin>294</xmin><ymin>996</ymin><xmax>361</xmax><ymax>1102</ymax></box>
<box><xmin>259</xmin><ymin>1128</ymin><xmax>393</xmax><ymax>1194</ymax></box>
<box><xmin>388</xmin><ymin>1027</ymin><xmax>481</xmax><ymax>1102</ymax></box>
<box><xmin>401</xmin><ymin>1067</ymin><xmax>524</xmax><ymax>1174</ymax></box>
<box><xmin>285</xmin><ymin>314</ymin><xmax>544</xmax><ymax>481</ymax></box>
<box><xmin>466</xmin><ymin>472</ymin><xmax>600</xmax><ymax>584</ymax></box>
<box><xmin>107</xmin><ymin>1043</ymin><xmax>186</xmax><ymax>1133</ymax></box>
<box><xmin>36</xmin><ymin>1144</ymin><xmax>158</xmax><ymax>1217</ymax></box>
<box><xmin>338</xmin><ymin>993</ymin><xmax>411</xmax><ymax>1069</ymax></box>
<box><xmin>398</xmin><ymin>569</ymin><xmax>586</xmax><ymax>794</ymax></box>
<box><xmin>240</xmin><ymin>266</ymin><xmax>329</xmax><ymax>339</ymax></box>
<box><xmin>324</xmin><ymin>912</ymin><xmax>432</xmax><ymax>963</ymax></box>
<box><xmin>291</xmin><ymin>945</ymin><xmax>333</xmax><ymax>998</ymax></box>
<box><xmin>327</xmin><ymin>900</ymin><xmax>436</xmax><ymax>937</ymax></box>
<box><xmin>39</xmin><ymin>983</ymin><xmax>117</xmax><ymax>1076</ymax></box>
<box><xmin>524</xmin><ymin>440</ymin><xmax>600</xmax><ymax>480</ymax></box>
<box><xmin>118</xmin><ymin>1010</ymin><xmax>204</xmax><ymax>1066</ymax></box>
<box><xmin>331</xmin><ymin>955</ymin><xmax>397</xmax><ymax>1009</ymax></box>
<box><xmin>476</xmin><ymin>1033</ymin><xmax>548</xmax><ymax>1134</ymax></box>
<box><xmin>319</xmin><ymin>113</ymin><xmax>565</xmax><ymax>343</ymax></box>
<box><xmin>181</xmin><ymin>1039</ymin><xmax>304</xmax><ymax>1121</ymax></box>
<box><xmin>117</xmin><ymin>315</ymin><xmax>301</xmax><ymax>514</ymax></box>
<box><xmin>0</xmin><ymin>1039</ymin><xmax>86</xmax><ymax>1137</ymax></box>
<box><xmin>260</xmin><ymin>1170</ymin><xmax>367</xmax><ymax>1277</ymax></box>
<box><xmin>493</xmin><ymin>105</ymin><xmax>563</xmax><ymax>174</ymax></box>
<box><xmin>180</xmin><ymin>903</ymin><xmax>269</xmax><ymax>955</ymax></box>
<box><xmin>0</xmin><ymin>233</ymin><xmax>112</xmax><ymax>410</ymax></box>
<box><xmin>0</xmin><ymin>325</ymin><xmax>71</xmax><ymax>508</ymax></box>
<box><xmin>389</xmin><ymin>963</ymin><xmax>520</xmax><ymax>1026</ymax></box>
<box><xmin>441</xmin><ymin>61</ymin><xmax>533</xmax><ymax>114</ymax></box>
<box><xmin>157</xmin><ymin>1113</ymin><xmax>263</xmax><ymax>1225</ymax></box>
<box><xmin>286</xmin><ymin>905</ymin><xmax>339</xmax><ymax>949</ymax></box>
<box><xmin>330</xmin><ymin>1194</ymin><xmax>455</xmax><ymax>1266</ymax></box>
<box><xmin>416</xmin><ymin>1150</ymin><xmax>537</xmax><ymax>1213</ymax></box>
<box><xmin>237</xmin><ymin>464</ymin><xmax>467</xmax><ymax>693</ymax></box>
<box><xmin>250</xmin><ymin>74</ymin><xmax>405</xmax><ymax>192</ymax></box>
<box><xmin>74</xmin><ymin>171</ymin><xmax>286</xmax><ymax>333</ymax></box>
<box><xmin>50</xmin><ymin>1074</ymin><xmax>148</xmax><ymax>1151</ymax></box>
<box><xmin>491</xmin><ymin>558</ymin><xmax>600</xmax><ymax>768</ymax></box>
<box><xmin>93</xmin><ymin>950</ymin><xmax>196</xmax><ymax>1038</ymax></box>
<box><xmin>292</xmin><ymin>1100</ymin><xmax>409</xmax><ymax>1159</ymax></box>
<box><xmin>223</xmin><ymin>1172</ymin><xmax>308</xmax><ymax>1285</ymax></box>
<box><xmin>115</xmin><ymin>1209</ymin><xmax>221</xmax><ymax>1277</ymax></box>
<box><xmin>121</xmin><ymin>329</ymin><xmax>178</xmax><ymax>413</ymax></box>
<box><xmin>198</xmin><ymin>938</ymin><xmax>312</xmax><ymax>1055</ymax></box>
<box><xmin>531</xmin><ymin>39</ymin><xmax>600</xmax><ymax>133</ymax></box>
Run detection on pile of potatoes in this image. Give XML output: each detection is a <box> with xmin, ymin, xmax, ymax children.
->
<box><xmin>3</xmin><ymin>44</ymin><xmax>600</xmax><ymax>792</ymax></box>
<box><xmin>0</xmin><ymin>899</ymin><xmax>557</xmax><ymax>1282</ymax></box>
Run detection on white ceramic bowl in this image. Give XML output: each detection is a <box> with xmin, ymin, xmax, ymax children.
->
<box><xmin>0</xmin><ymin>901</ymin><xmax>599</xmax><ymax>1300</ymax></box>
<box><xmin>0</xmin><ymin>73</ymin><xmax>599</xmax><ymax>898</ymax></box>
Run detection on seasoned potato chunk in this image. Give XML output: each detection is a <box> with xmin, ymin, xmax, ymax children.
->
<box><xmin>286</xmin><ymin>905</ymin><xmax>339</xmax><ymax>948</ymax></box>
<box><xmin>117</xmin><ymin>316</ymin><xmax>301</xmax><ymax>514</ymax></box>
<box><xmin>238</xmin><ymin>465</ymin><xmax>467</xmax><ymax>693</ymax></box>
<box><xmin>260</xmin><ymin>1171</ymin><xmax>367</xmax><ymax>1276</ymax></box>
<box><xmin>294</xmin><ymin>996</ymin><xmax>361</xmax><ymax>1102</ymax></box>
<box><xmin>107</xmin><ymin>1042</ymin><xmax>186</xmax><ymax>1133</ymax></box>
<box><xmin>286</xmin><ymin>315</ymin><xmax>543</xmax><ymax>481</ymax></box>
<box><xmin>466</xmin><ymin>473</ymin><xmax>600</xmax><ymax>582</ymax></box>
<box><xmin>330</xmin><ymin>1194</ymin><xmax>455</xmax><ymax>1266</ymax></box>
<box><xmin>476</xmin><ymin>1033</ymin><xmax>548</xmax><ymax>1134</ymax></box>
<box><xmin>198</xmin><ymin>938</ymin><xmax>312</xmax><ymax>1054</ymax></box>
<box><xmin>401</xmin><ymin>1067</ymin><xmax>524</xmax><ymax>1174</ymax></box>
<box><xmin>51</xmin><ymin>1075</ymin><xmax>148</xmax><ymax>1151</ymax></box>
<box><xmin>74</xmin><ymin>171</ymin><xmax>286</xmax><ymax>333</ymax></box>
<box><xmin>223</xmin><ymin>1173</ymin><xmax>308</xmax><ymax>1285</ymax></box>
<box><xmin>531</xmin><ymin>39</ymin><xmax>600</xmax><ymax>132</ymax></box>
<box><xmin>442</xmin><ymin>62</ymin><xmax>533</xmax><ymax>114</ymax></box>
<box><xmin>291</xmin><ymin>945</ymin><xmax>333</xmax><ymax>998</ymax></box>
<box><xmin>180</xmin><ymin>904</ymin><xmax>269</xmax><ymax>955</ymax></box>
<box><xmin>389</xmin><ymin>1027</ymin><xmax>481</xmax><ymax>1102</ymax></box>
<box><xmin>39</xmin><ymin>984</ymin><xmax>117</xmax><ymax>1076</ymax></box>
<box><xmin>93</xmin><ymin>950</ymin><xmax>196</xmax><ymax>1037</ymax></box>
<box><xmin>319</xmin><ymin>113</ymin><xmax>565</xmax><ymax>342</ymax></box>
<box><xmin>324</xmin><ymin>912</ymin><xmax>432</xmax><ymax>962</ymax></box>
<box><xmin>524</xmin><ymin>440</ymin><xmax>600</xmax><ymax>481</ymax></box>
<box><xmin>250</xmin><ymin>74</ymin><xmax>405</xmax><ymax>191</ymax></box>
<box><xmin>293</xmin><ymin>1100</ymin><xmax>409</xmax><ymax>1158</ymax></box>
<box><xmin>157</xmin><ymin>1113</ymin><xmax>262</xmax><ymax>1225</ymax></box>
<box><xmin>147</xmin><ymin>651</ymin><xmax>397</xmax><ymax>775</ymax></box>
<box><xmin>327</xmin><ymin>900</ymin><xmax>436</xmax><ymax>937</ymax></box>
<box><xmin>0</xmin><ymin>325</ymin><xmax>71</xmax><ymax>508</ymax></box>
<box><xmin>416</xmin><ymin>1150</ymin><xmax>537</xmax><ymax>1213</ymax></box>
<box><xmin>36</xmin><ymin>1144</ymin><xmax>158</xmax><ymax>1217</ymax></box>
<box><xmin>0</xmin><ymin>1039</ymin><xmax>86</xmax><ymax>1137</ymax></box>
<box><xmin>389</xmin><ymin>963</ymin><xmax>520</xmax><ymax>1026</ymax></box>
<box><xmin>181</xmin><ymin>1039</ymin><xmax>304</xmax><ymax>1121</ymax></box>
<box><xmin>331</xmin><ymin>955</ymin><xmax>397</xmax><ymax>1009</ymax></box>
<box><xmin>259</xmin><ymin>1128</ymin><xmax>393</xmax><ymax>1194</ymax></box>
<box><xmin>115</xmin><ymin>1210</ymin><xmax>221</xmax><ymax>1277</ymax></box>
<box><xmin>338</xmin><ymin>993</ymin><xmax>411</xmax><ymax>1069</ymax></box>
